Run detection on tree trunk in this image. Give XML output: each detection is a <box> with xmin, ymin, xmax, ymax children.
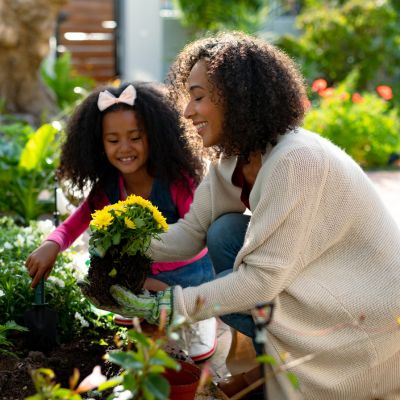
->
<box><xmin>0</xmin><ymin>0</ymin><xmax>67</xmax><ymax>124</ymax></box>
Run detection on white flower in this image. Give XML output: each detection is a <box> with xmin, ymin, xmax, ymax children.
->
<box><xmin>113</xmin><ymin>386</ymin><xmax>133</xmax><ymax>400</ymax></box>
<box><xmin>47</xmin><ymin>276</ymin><xmax>65</xmax><ymax>288</ymax></box>
<box><xmin>3</xmin><ymin>242</ymin><xmax>12</xmax><ymax>250</ymax></box>
<box><xmin>16</xmin><ymin>234</ymin><xmax>25</xmax><ymax>248</ymax></box>
<box><xmin>0</xmin><ymin>289</ymin><xmax>5</xmax><ymax>297</ymax></box>
<box><xmin>115</xmin><ymin>390</ymin><xmax>133</xmax><ymax>400</ymax></box>
<box><xmin>36</xmin><ymin>220</ymin><xmax>54</xmax><ymax>236</ymax></box>
<box><xmin>74</xmin><ymin>311</ymin><xmax>89</xmax><ymax>327</ymax></box>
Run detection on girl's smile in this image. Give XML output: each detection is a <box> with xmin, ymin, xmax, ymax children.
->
<box><xmin>102</xmin><ymin>109</ymin><xmax>150</xmax><ymax>178</ymax></box>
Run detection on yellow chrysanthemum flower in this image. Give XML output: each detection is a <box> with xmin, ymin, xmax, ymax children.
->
<box><xmin>109</xmin><ymin>203</ymin><xmax>126</xmax><ymax>216</ymax></box>
<box><xmin>152</xmin><ymin>208</ymin><xmax>168</xmax><ymax>231</ymax></box>
<box><xmin>124</xmin><ymin>194</ymin><xmax>153</xmax><ymax>209</ymax></box>
<box><xmin>90</xmin><ymin>209</ymin><xmax>114</xmax><ymax>229</ymax></box>
<box><xmin>124</xmin><ymin>217</ymin><xmax>136</xmax><ymax>229</ymax></box>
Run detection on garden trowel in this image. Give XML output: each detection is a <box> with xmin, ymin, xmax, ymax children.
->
<box><xmin>23</xmin><ymin>277</ymin><xmax>58</xmax><ymax>352</ymax></box>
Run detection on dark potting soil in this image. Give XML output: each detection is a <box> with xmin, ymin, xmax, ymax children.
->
<box><xmin>0</xmin><ymin>324</ymin><xmax>195</xmax><ymax>400</ymax></box>
<box><xmin>0</xmin><ymin>329</ymin><xmax>118</xmax><ymax>400</ymax></box>
<box><xmin>86</xmin><ymin>252</ymin><xmax>150</xmax><ymax>306</ymax></box>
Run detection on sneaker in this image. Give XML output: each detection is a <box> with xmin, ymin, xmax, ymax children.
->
<box><xmin>188</xmin><ymin>317</ymin><xmax>218</xmax><ymax>362</ymax></box>
<box><xmin>113</xmin><ymin>314</ymin><xmax>135</xmax><ymax>326</ymax></box>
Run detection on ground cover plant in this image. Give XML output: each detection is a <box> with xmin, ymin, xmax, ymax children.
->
<box><xmin>0</xmin><ymin>216</ymin><xmax>122</xmax><ymax>398</ymax></box>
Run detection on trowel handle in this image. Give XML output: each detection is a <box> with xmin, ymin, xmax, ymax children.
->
<box><xmin>34</xmin><ymin>278</ymin><xmax>45</xmax><ymax>305</ymax></box>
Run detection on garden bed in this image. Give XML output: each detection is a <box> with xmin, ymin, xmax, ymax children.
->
<box><xmin>0</xmin><ymin>328</ymin><xmax>117</xmax><ymax>399</ymax></box>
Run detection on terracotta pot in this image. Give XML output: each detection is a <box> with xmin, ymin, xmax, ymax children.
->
<box><xmin>163</xmin><ymin>360</ymin><xmax>201</xmax><ymax>400</ymax></box>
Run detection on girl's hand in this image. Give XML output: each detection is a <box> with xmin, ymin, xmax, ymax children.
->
<box><xmin>25</xmin><ymin>240</ymin><xmax>60</xmax><ymax>288</ymax></box>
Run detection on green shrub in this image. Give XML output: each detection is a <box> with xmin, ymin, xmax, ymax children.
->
<box><xmin>0</xmin><ymin>217</ymin><xmax>112</xmax><ymax>341</ymax></box>
<box><xmin>278</xmin><ymin>0</ymin><xmax>400</xmax><ymax>90</ymax></box>
<box><xmin>304</xmin><ymin>79</ymin><xmax>400</xmax><ymax>168</ymax></box>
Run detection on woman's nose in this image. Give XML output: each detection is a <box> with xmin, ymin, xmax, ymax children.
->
<box><xmin>183</xmin><ymin>101</ymin><xmax>194</xmax><ymax>119</ymax></box>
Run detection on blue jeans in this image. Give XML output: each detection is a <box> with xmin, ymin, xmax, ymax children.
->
<box><xmin>150</xmin><ymin>254</ymin><xmax>215</xmax><ymax>288</ymax></box>
<box><xmin>207</xmin><ymin>213</ymin><xmax>264</xmax><ymax>355</ymax></box>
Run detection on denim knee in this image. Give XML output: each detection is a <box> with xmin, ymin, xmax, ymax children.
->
<box><xmin>206</xmin><ymin>213</ymin><xmax>250</xmax><ymax>274</ymax></box>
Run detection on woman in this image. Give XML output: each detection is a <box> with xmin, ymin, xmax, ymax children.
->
<box><xmin>84</xmin><ymin>32</ymin><xmax>400</xmax><ymax>399</ymax></box>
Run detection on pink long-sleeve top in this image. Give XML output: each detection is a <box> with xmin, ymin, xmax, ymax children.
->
<box><xmin>46</xmin><ymin>175</ymin><xmax>208</xmax><ymax>274</ymax></box>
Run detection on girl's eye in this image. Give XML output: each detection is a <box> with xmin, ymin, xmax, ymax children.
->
<box><xmin>194</xmin><ymin>96</ymin><xmax>203</xmax><ymax>102</ymax></box>
<box><xmin>108</xmin><ymin>140</ymin><xmax>118</xmax><ymax>144</ymax></box>
<box><xmin>131</xmin><ymin>137</ymin><xmax>141</xmax><ymax>141</ymax></box>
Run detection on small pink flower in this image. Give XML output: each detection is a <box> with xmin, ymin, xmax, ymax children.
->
<box><xmin>319</xmin><ymin>88</ymin><xmax>335</xmax><ymax>98</ymax></box>
<box><xmin>352</xmin><ymin>93</ymin><xmax>363</xmax><ymax>103</ymax></box>
<box><xmin>339</xmin><ymin>92</ymin><xmax>350</xmax><ymax>101</ymax></box>
<box><xmin>75</xmin><ymin>366</ymin><xmax>106</xmax><ymax>393</ymax></box>
<box><xmin>376</xmin><ymin>85</ymin><xmax>393</xmax><ymax>100</ymax></box>
<box><xmin>312</xmin><ymin>79</ymin><xmax>328</xmax><ymax>92</ymax></box>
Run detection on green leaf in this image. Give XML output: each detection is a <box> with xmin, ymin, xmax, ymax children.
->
<box><xmin>112</xmin><ymin>232</ymin><xmax>121</xmax><ymax>245</ymax></box>
<box><xmin>122</xmin><ymin>373</ymin><xmax>138</xmax><ymax>391</ymax></box>
<box><xmin>257</xmin><ymin>354</ymin><xmax>278</xmax><ymax>366</ymax></box>
<box><xmin>143</xmin><ymin>374</ymin><xmax>170</xmax><ymax>400</ymax></box>
<box><xmin>107</xmin><ymin>351</ymin><xmax>144</xmax><ymax>370</ymax></box>
<box><xmin>19</xmin><ymin>124</ymin><xmax>58</xmax><ymax>171</ymax></box>
<box><xmin>108</xmin><ymin>268</ymin><xmax>117</xmax><ymax>278</ymax></box>
<box><xmin>134</xmin><ymin>218</ymin><xmax>145</xmax><ymax>228</ymax></box>
<box><xmin>286</xmin><ymin>372</ymin><xmax>300</xmax><ymax>389</ymax></box>
<box><xmin>127</xmin><ymin>330</ymin><xmax>152</xmax><ymax>348</ymax></box>
<box><xmin>98</xmin><ymin>375</ymin><xmax>123</xmax><ymax>391</ymax></box>
<box><xmin>150</xmin><ymin>350</ymin><xmax>180</xmax><ymax>369</ymax></box>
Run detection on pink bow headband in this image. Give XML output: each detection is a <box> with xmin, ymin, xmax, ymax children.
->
<box><xmin>97</xmin><ymin>84</ymin><xmax>137</xmax><ymax>111</ymax></box>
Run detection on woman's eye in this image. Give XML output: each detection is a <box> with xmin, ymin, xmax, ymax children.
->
<box><xmin>108</xmin><ymin>140</ymin><xmax>118</xmax><ymax>144</ymax></box>
<box><xmin>194</xmin><ymin>96</ymin><xmax>203</xmax><ymax>102</ymax></box>
<box><xmin>131</xmin><ymin>137</ymin><xmax>141</xmax><ymax>141</ymax></box>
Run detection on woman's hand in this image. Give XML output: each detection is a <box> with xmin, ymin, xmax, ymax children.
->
<box><xmin>25</xmin><ymin>240</ymin><xmax>60</xmax><ymax>288</ymax></box>
<box><xmin>143</xmin><ymin>277</ymin><xmax>169</xmax><ymax>292</ymax></box>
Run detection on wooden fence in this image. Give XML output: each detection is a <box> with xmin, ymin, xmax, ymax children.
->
<box><xmin>57</xmin><ymin>0</ymin><xmax>118</xmax><ymax>83</ymax></box>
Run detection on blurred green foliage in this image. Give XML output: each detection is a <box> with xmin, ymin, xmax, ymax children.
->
<box><xmin>278</xmin><ymin>0</ymin><xmax>400</xmax><ymax>90</ymax></box>
<box><xmin>0</xmin><ymin>121</ymin><xmax>61</xmax><ymax>224</ymax></box>
<box><xmin>41</xmin><ymin>52</ymin><xmax>94</xmax><ymax>111</ymax></box>
<box><xmin>175</xmin><ymin>0</ymin><xmax>269</xmax><ymax>34</ymax></box>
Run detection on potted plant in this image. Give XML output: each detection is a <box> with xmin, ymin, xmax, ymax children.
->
<box><xmin>85</xmin><ymin>195</ymin><xmax>168</xmax><ymax>306</ymax></box>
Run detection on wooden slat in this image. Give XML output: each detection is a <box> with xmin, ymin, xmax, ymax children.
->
<box><xmin>63</xmin><ymin>2</ymin><xmax>113</xmax><ymax>13</ymax></box>
<box><xmin>58</xmin><ymin>0</ymin><xmax>116</xmax><ymax>82</ymax></box>
<box><xmin>59</xmin><ymin>26</ymin><xmax>113</xmax><ymax>34</ymax></box>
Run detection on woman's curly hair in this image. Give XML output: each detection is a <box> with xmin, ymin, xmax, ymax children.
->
<box><xmin>167</xmin><ymin>31</ymin><xmax>307</xmax><ymax>159</ymax></box>
<box><xmin>58</xmin><ymin>81</ymin><xmax>204</xmax><ymax>195</ymax></box>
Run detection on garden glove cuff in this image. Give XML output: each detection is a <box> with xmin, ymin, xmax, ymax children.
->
<box><xmin>110</xmin><ymin>285</ymin><xmax>173</xmax><ymax>325</ymax></box>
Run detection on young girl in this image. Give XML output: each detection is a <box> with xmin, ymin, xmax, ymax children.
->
<box><xmin>95</xmin><ymin>33</ymin><xmax>400</xmax><ymax>399</ymax></box>
<box><xmin>25</xmin><ymin>81</ymin><xmax>217</xmax><ymax>362</ymax></box>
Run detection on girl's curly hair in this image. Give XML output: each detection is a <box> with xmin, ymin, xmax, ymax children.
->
<box><xmin>167</xmin><ymin>31</ymin><xmax>307</xmax><ymax>159</ymax></box>
<box><xmin>58</xmin><ymin>81</ymin><xmax>204</xmax><ymax>195</ymax></box>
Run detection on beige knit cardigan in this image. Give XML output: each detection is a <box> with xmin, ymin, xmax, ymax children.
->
<box><xmin>148</xmin><ymin>128</ymin><xmax>400</xmax><ymax>399</ymax></box>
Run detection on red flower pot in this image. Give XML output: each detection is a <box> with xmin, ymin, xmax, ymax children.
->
<box><xmin>163</xmin><ymin>360</ymin><xmax>201</xmax><ymax>400</ymax></box>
